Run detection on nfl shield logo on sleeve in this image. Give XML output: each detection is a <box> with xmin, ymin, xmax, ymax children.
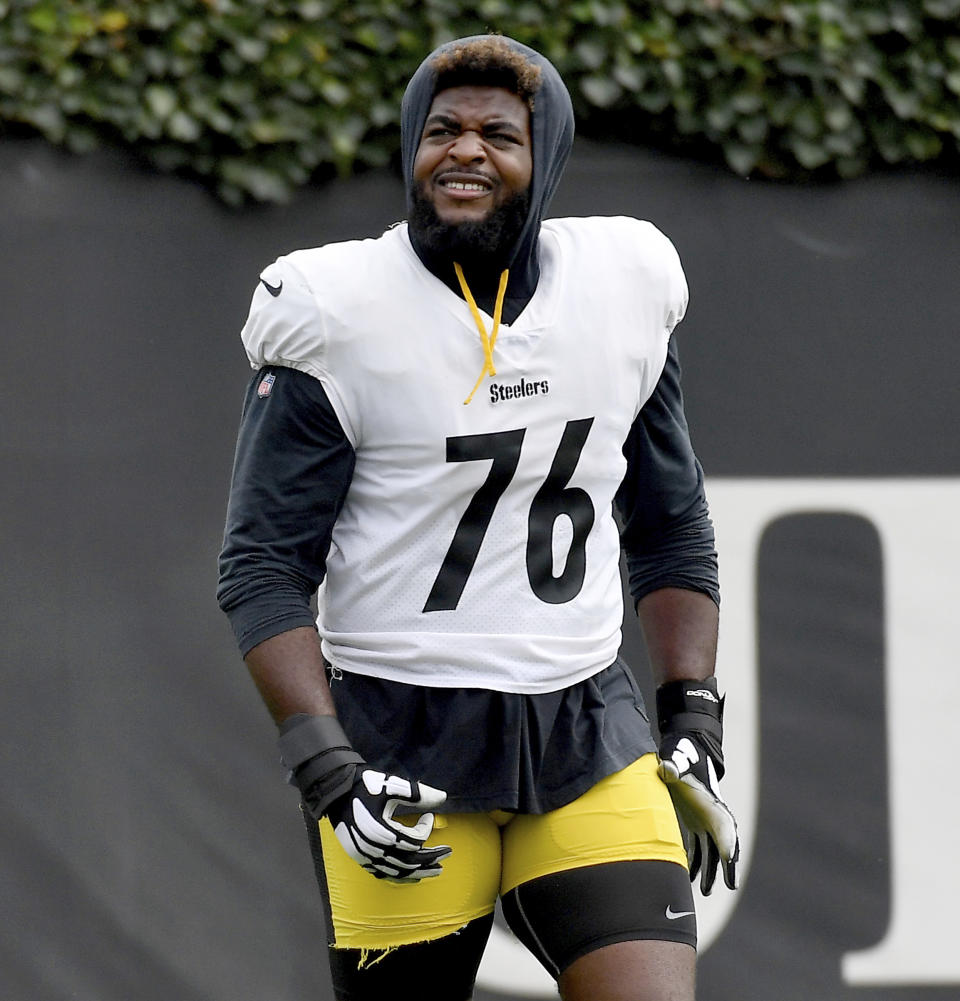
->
<box><xmin>257</xmin><ymin>373</ymin><xmax>276</xmax><ymax>398</ymax></box>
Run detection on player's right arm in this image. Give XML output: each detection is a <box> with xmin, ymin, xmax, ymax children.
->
<box><xmin>244</xmin><ymin>626</ymin><xmax>336</xmax><ymax>722</ymax></box>
<box><xmin>218</xmin><ymin>272</ymin><xmax>450</xmax><ymax>880</ymax></box>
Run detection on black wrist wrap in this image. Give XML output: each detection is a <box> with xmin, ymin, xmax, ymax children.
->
<box><xmin>277</xmin><ymin>714</ymin><xmax>365</xmax><ymax>817</ymax></box>
<box><xmin>656</xmin><ymin>677</ymin><xmax>725</xmax><ymax>774</ymax></box>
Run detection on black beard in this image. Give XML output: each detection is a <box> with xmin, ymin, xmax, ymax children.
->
<box><xmin>408</xmin><ymin>182</ymin><xmax>531</xmax><ymax>271</ymax></box>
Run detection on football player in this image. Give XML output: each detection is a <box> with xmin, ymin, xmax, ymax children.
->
<box><xmin>219</xmin><ymin>34</ymin><xmax>738</xmax><ymax>1001</ymax></box>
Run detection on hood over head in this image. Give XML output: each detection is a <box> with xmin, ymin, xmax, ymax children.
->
<box><xmin>401</xmin><ymin>35</ymin><xmax>575</xmax><ymax>322</ymax></box>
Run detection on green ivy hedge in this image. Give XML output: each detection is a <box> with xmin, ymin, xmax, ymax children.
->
<box><xmin>2</xmin><ymin>0</ymin><xmax>959</xmax><ymax>202</ymax></box>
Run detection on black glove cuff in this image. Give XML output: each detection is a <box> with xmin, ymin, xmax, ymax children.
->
<box><xmin>277</xmin><ymin>713</ymin><xmax>365</xmax><ymax>793</ymax></box>
<box><xmin>278</xmin><ymin>713</ymin><xmax>355</xmax><ymax>768</ymax></box>
<box><xmin>656</xmin><ymin>677</ymin><xmax>724</xmax><ymax>745</ymax></box>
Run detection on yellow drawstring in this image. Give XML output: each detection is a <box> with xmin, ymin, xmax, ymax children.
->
<box><xmin>455</xmin><ymin>263</ymin><xmax>509</xmax><ymax>405</ymax></box>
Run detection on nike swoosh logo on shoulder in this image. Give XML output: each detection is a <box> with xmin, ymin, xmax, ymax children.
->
<box><xmin>260</xmin><ymin>278</ymin><xmax>283</xmax><ymax>297</ymax></box>
<box><xmin>665</xmin><ymin>906</ymin><xmax>696</xmax><ymax>920</ymax></box>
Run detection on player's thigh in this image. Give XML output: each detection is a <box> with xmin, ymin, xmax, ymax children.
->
<box><xmin>303</xmin><ymin>809</ymin><xmax>502</xmax><ymax>1000</ymax></box>
<box><xmin>559</xmin><ymin>938</ymin><xmax>695</xmax><ymax>1001</ymax></box>
<box><xmin>499</xmin><ymin>754</ymin><xmax>696</xmax><ymax>982</ymax></box>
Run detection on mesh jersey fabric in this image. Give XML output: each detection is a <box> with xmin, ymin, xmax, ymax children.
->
<box><xmin>238</xmin><ymin>217</ymin><xmax>687</xmax><ymax>693</ymax></box>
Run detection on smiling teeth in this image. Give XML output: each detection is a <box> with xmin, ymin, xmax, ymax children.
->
<box><xmin>444</xmin><ymin>181</ymin><xmax>487</xmax><ymax>191</ymax></box>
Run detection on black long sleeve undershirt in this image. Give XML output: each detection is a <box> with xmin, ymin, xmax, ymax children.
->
<box><xmin>217</xmin><ymin>340</ymin><xmax>718</xmax><ymax>656</ymax></box>
<box><xmin>217</xmin><ymin>368</ymin><xmax>355</xmax><ymax>656</ymax></box>
<box><xmin>615</xmin><ymin>337</ymin><xmax>719</xmax><ymax>608</ymax></box>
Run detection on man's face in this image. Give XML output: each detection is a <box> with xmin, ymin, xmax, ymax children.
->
<box><xmin>412</xmin><ymin>85</ymin><xmax>533</xmax><ymax>231</ymax></box>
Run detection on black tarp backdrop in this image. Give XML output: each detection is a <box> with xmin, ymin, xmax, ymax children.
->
<box><xmin>2</xmin><ymin>134</ymin><xmax>958</xmax><ymax>1001</ymax></box>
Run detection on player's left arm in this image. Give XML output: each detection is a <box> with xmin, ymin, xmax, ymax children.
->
<box><xmin>617</xmin><ymin>337</ymin><xmax>739</xmax><ymax>894</ymax></box>
<box><xmin>637</xmin><ymin>587</ymin><xmax>717</xmax><ymax>687</ymax></box>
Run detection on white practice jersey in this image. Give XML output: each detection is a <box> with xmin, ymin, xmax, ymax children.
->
<box><xmin>241</xmin><ymin>217</ymin><xmax>688</xmax><ymax>693</ymax></box>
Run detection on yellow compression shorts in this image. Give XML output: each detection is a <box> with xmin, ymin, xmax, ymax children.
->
<box><xmin>316</xmin><ymin>752</ymin><xmax>688</xmax><ymax>951</ymax></box>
